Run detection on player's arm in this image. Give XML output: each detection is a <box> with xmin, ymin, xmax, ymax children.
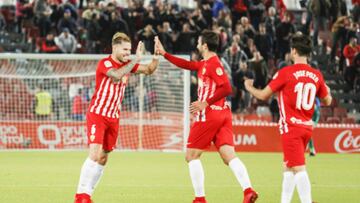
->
<box><xmin>244</xmin><ymin>79</ymin><xmax>274</xmax><ymax>101</ymax></box>
<box><xmin>245</xmin><ymin>69</ymin><xmax>286</xmax><ymax>101</ymax></box>
<box><xmin>155</xmin><ymin>36</ymin><xmax>200</xmax><ymax>71</ymax></box>
<box><xmin>106</xmin><ymin>41</ymin><xmax>143</xmax><ymax>80</ymax></box>
<box><xmin>319</xmin><ymin>84</ymin><xmax>332</xmax><ymax>106</ymax></box>
<box><xmin>206</xmin><ymin>82</ymin><xmax>232</xmax><ymax>105</ymax></box>
<box><xmin>134</xmin><ymin>54</ymin><xmax>160</xmax><ymax>75</ymax></box>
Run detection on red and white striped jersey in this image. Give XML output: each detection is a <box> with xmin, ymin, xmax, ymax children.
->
<box><xmin>196</xmin><ymin>56</ymin><xmax>230</xmax><ymax>122</ymax></box>
<box><xmin>88</xmin><ymin>56</ymin><xmax>139</xmax><ymax>119</ymax></box>
<box><xmin>268</xmin><ymin>64</ymin><xmax>329</xmax><ymax>134</ymax></box>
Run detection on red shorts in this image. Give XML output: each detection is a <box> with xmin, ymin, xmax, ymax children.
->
<box><xmin>282</xmin><ymin>126</ymin><xmax>312</xmax><ymax>167</ymax></box>
<box><xmin>86</xmin><ymin>112</ymin><xmax>119</xmax><ymax>152</ymax></box>
<box><xmin>187</xmin><ymin>109</ymin><xmax>234</xmax><ymax>150</ymax></box>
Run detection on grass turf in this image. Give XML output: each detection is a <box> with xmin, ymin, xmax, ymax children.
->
<box><xmin>0</xmin><ymin>152</ymin><xmax>359</xmax><ymax>203</ymax></box>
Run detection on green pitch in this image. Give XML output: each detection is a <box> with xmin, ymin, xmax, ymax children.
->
<box><xmin>0</xmin><ymin>152</ymin><xmax>359</xmax><ymax>203</ymax></box>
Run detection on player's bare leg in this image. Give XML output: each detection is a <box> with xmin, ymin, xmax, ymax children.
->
<box><xmin>219</xmin><ymin>145</ymin><xmax>258</xmax><ymax>203</ymax></box>
<box><xmin>186</xmin><ymin>148</ymin><xmax>207</xmax><ymax>203</ymax></box>
<box><xmin>75</xmin><ymin>144</ymin><xmax>108</xmax><ymax>203</ymax></box>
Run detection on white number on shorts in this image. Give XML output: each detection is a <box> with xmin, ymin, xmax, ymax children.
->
<box><xmin>294</xmin><ymin>82</ymin><xmax>316</xmax><ymax>110</ymax></box>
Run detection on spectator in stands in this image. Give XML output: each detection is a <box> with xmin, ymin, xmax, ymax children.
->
<box><xmin>237</xmin><ymin>60</ymin><xmax>254</xmax><ymax>112</ymax></box>
<box><xmin>249</xmin><ymin>51</ymin><xmax>268</xmax><ymax>89</ymax></box>
<box><xmin>212</xmin><ymin>0</ymin><xmax>225</xmax><ymax>18</ymax></box>
<box><xmin>310</xmin><ymin>0</ymin><xmax>331</xmax><ymax>46</ymax></box>
<box><xmin>344</xmin><ymin>36</ymin><xmax>360</xmax><ymax>66</ymax></box>
<box><xmin>55</xmin><ymin>28</ymin><xmax>77</xmax><ymax>53</ymax></box>
<box><xmin>0</xmin><ymin>12</ymin><xmax>6</xmax><ymax>30</ymax></box>
<box><xmin>34</xmin><ymin>0</ymin><xmax>52</xmax><ymax>37</ymax></box>
<box><xmin>330</xmin><ymin>16</ymin><xmax>349</xmax><ymax>66</ymax></box>
<box><xmin>57</xmin><ymin>9</ymin><xmax>78</xmax><ymax>36</ymax></box>
<box><xmin>223</xmin><ymin>35</ymin><xmax>248</xmax><ymax>72</ymax></box>
<box><xmin>81</xmin><ymin>1</ymin><xmax>100</xmax><ymax>27</ymax></box>
<box><xmin>343</xmin><ymin>36</ymin><xmax>360</xmax><ymax>87</ymax></box>
<box><xmin>16</xmin><ymin>0</ymin><xmax>33</xmax><ymax>33</ymax></box>
<box><xmin>269</xmin><ymin>96</ymin><xmax>279</xmax><ymax>122</ymax></box>
<box><xmin>230</xmin><ymin>0</ymin><xmax>249</xmax><ymax>30</ymax></box>
<box><xmin>175</xmin><ymin>23</ymin><xmax>197</xmax><ymax>53</ymax></box>
<box><xmin>234</xmin><ymin>23</ymin><xmax>248</xmax><ymax>48</ymax></box>
<box><xmin>85</xmin><ymin>13</ymin><xmax>101</xmax><ymax>53</ymax></box>
<box><xmin>109</xmin><ymin>11</ymin><xmax>130</xmax><ymax>38</ymax></box>
<box><xmin>254</xmin><ymin>23</ymin><xmax>273</xmax><ymax>62</ymax></box>
<box><xmin>34</xmin><ymin>83</ymin><xmax>53</xmax><ymax>120</ymax></box>
<box><xmin>191</xmin><ymin>8</ymin><xmax>208</xmax><ymax>31</ymax></box>
<box><xmin>72</xmin><ymin>88</ymin><xmax>86</xmax><ymax>121</ymax></box>
<box><xmin>277</xmin><ymin>52</ymin><xmax>293</xmax><ymax>69</ymax></box>
<box><xmin>276</xmin><ymin>12</ymin><xmax>296</xmax><ymax>60</ymax></box>
<box><xmin>41</xmin><ymin>32</ymin><xmax>60</xmax><ymax>53</ymax></box>
<box><xmin>137</xmin><ymin>24</ymin><xmax>157</xmax><ymax>53</ymax></box>
<box><xmin>241</xmin><ymin>16</ymin><xmax>256</xmax><ymax>39</ymax></box>
<box><xmin>157</xmin><ymin>21</ymin><xmax>174</xmax><ymax>54</ymax></box>
<box><xmin>264</xmin><ymin>6</ymin><xmax>281</xmax><ymax>50</ymax></box>
<box><xmin>248</xmin><ymin>0</ymin><xmax>265</xmax><ymax>31</ymax></box>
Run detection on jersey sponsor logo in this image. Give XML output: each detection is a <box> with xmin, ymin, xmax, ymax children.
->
<box><xmin>202</xmin><ymin>68</ymin><xmax>206</xmax><ymax>75</ymax></box>
<box><xmin>104</xmin><ymin>60</ymin><xmax>112</xmax><ymax>68</ymax></box>
<box><xmin>334</xmin><ymin>130</ymin><xmax>360</xmax><ymax>153</ymax></box>
<box><xmin>216</xmin><ymin>67</ymin><xmax>223</xmax><ymax>76</ymax></box>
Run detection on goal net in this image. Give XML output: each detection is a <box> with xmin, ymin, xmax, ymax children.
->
<box><xmin>0</xmin><ymin>53</ymin><xmax>190</xmax><ymax>151</ymax></box>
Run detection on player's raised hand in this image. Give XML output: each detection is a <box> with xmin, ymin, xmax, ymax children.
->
<box><xmin>190</xmin><ymin>101</ymin><xmax>208</xmax><ymax>114</ymax></box>
<box><xmin>154</xmin><ymin>36</ymin><xmax>166</xmax><ymax>56</ymax></box>
<box><xmin>244</xmin><ymin>78</ymin><xmax>254</xmax><ymax>91</ymax></box>
<box><xmin>135</xmin><ymin>41</ymin><xmax>144</xmax><ymax>61</ymax></box>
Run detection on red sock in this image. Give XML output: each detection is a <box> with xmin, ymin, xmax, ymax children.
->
<box><xmin>75</xmin><ymin>193</ymin><xmax>91</xmax><ymax>199</ymax></box>
<box><xmin>194</xmin><ymin>196</ymin><xmax>206</xmax><ymax>201</ymax></box>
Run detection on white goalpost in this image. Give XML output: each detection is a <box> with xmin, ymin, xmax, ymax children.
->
<box><xmin>0</xmin><ymin>53</ymin><xmax>190</xmax><ymax>152</ymax></box>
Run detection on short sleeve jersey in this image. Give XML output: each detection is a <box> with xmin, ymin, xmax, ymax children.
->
<box><xmin>268</xmin><ymin>64</ymin><xmax>328</xmax><ymax>133</ymax></box>
<box><xmin>88</xmin><ymin>56</ymin><xmax>139</xmax><ymax>119</ymax></box>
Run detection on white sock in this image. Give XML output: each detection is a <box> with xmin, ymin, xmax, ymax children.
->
<box><xmin>281</xmin><ymin>171</ymin><xmax>296</xmax><ymax>203</ymax></box>
<box><xmin>295</xmin><ymin>171</ymin><xmax>312</xmax><ymax>203</ymax></box>
<box><xmin>76</xmin><ymin>158</ymin><xmax>105</xmax><ymax>196</ymax></box>
<box><xmin>228</xmin><ymin>158</ymin><xmax>252</xmax><ymax>190</ymax></box>
<box><xmin>188</xmin><ymin>159</ymin><xmax>205</xmax><ymax>197</ymax></box>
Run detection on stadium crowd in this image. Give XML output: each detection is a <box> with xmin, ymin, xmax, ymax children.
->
<box><xmin>0</xmin><ymin>0</ymin><xmax>359</xmax><ymax>122</ymax></box>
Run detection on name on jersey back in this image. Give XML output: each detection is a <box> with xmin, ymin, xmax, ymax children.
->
<box><xmin>292</xmin><ymin>70</ymin><xmax>319</xmax><ymax>83</ymax></box>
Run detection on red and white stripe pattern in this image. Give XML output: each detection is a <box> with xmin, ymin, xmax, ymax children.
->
<box><xmin>278</xmin><ymin>91</ymin><xmax>289</xmax><ymax>134</ymax></box>
<box><xmin>89</xmin><ymin>77</ymin><xmax>128</xmax><ymax>119</ymax></box>
<box><xmin>195</xmin><ymin>76</ymin><xmax>217</xmax><ymax>122</ymax></box>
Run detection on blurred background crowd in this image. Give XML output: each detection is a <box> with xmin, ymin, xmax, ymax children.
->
<box><xmin>0</xmin><ymin>0</ymin><xmax>359</xmax><ymax>123</ymax></box>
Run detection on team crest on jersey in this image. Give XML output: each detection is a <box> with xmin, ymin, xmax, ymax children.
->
<box><xmin>216</xmin><ymin>67</ymin><xmax>223</xmax><ymax>76</ymax></box>
<box><xmin>104</xmin><ymin>60</ymin><xmax>112</xmax><ymax>68</ymax></box>
<box><xmin>202</xmin><ymin>68</ymin><xmax>206</xmax><ymax>75</ymax></box>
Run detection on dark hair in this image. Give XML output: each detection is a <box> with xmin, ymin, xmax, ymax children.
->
<box><xmin>200</xmin><ymin>30</ymin><xmax>219</xmax><ymax>52</ymax></box>
<box><xmin>291</xmin><ymin>33</ymin><xmax>312</xmax><ymax>57</ymax></box>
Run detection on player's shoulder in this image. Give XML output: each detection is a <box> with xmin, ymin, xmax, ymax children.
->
<box><xmin>98</xmin><ymin>57</ymin><xmax>114</xmax><ymax>69</ymax></box>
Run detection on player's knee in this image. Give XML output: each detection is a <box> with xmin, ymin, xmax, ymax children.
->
<box><xmin>220</xmin><ymin>154</ymin><xmax>235</xmax><ymax>165</ymax></box>
<box><xmin>185</xmin><ymin>154</ymin><xmax>200</xmax><ymax>163</ymax></box>
<box><xmin>98</xmin><ymin>154</ymin><xmax>108</xmax><ymax>165</ymax></box>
